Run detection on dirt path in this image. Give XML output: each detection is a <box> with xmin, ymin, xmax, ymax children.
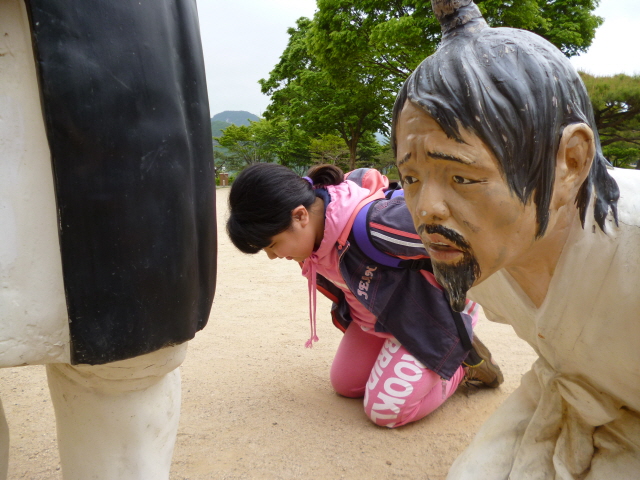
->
<box><xmin>0</xmin><ymin>187</ymin><xmax>537</xmax><ymax>479</ymax></box>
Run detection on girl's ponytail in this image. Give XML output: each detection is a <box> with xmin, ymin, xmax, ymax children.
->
<box><xmin>306</xmin><ymin>164</ymin><xmax>344</xmax><ymax>188</ymax></box>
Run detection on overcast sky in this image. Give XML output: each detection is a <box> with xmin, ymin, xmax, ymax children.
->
<box><xmin>196</xmin><ymin>0</ymin><xmax>640</xmax><ymax>117</ymax></box>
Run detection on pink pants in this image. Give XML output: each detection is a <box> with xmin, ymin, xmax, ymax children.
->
<box><xmin>330</xmin><ymin>323</ymin><xmax>466</xmax><ymax>428</ymax></box>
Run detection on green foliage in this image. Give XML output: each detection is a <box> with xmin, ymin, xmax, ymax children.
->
<box><xmin>264</xmin><ymin>116</ymin><xmax>313</xmax><ymax>174</ymax></box>
<box><xmin>214</xmin><ymin>122</ymin><xmax>275</xmax><ymax>169</ymax></box>
<box><xmin>307</xmin><ymin>132</ymin><xmax>385</xmax><ymax>172</ymax></box>
<box><xmin>211</xmin><ymin>120</ymin><xmax>232</xmax><ymax>140</ymax></box>
<box><xmin>309</xmin><ymin>0</ymin><xmax>440</xmax><ymax>86</ymax></box>
<box><xmin>262</xmin><ymin>1</ymin><xmax>602</xmax><ymax>172</ymax></box>
<box><xmin>309</xmin><ymin>134</ymin><xmax>350</xmax><ymax>167</ymax></box>
<box><xmin>602</xmin><ymin>144</ymin><xmax>639</xmax><ymax>169</ymax></box>
<box><xmin>213</xmin><ymin>118</ymin><xmax>312</xmax><ymax>174</ymax></box>
<box><xmin>260</xmin><ymin>17</ymin><xmax>391</xmax><ymax>170</ymax></box>
<box><xmin>580</xmin><ymin>72</ymin><xmax>640</xmax><ymax>168</ymax></box>
<box><xmin>366</xmin><ymin>145</ymin><xmax>398</xmax><ymax>177</ymax></box>
<box><xmin>355</xmin><ymin>132</ymin><xmax>386</xmax><ymax>166</ymax></box>
<box><xmin>211</xmin><ymin>112</ymin><xmax>261</xmax><ymax>148</ymax></box>
<box><xmin>309</xmin><ymin>0</ymin><xmax>601</xmax><ymax>83</ymax></box>
<box><xmin>479</xmin><ymin>0</ymin><xmax>602</xmax><ymax>57</ymax></box>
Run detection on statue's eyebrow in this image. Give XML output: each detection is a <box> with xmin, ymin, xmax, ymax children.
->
<box><xmin>397</xmin><ymin>152</ymin><xmax>411</xmax><ymax>166</ymax></box>
<box><xmin>428</xmin><ymin>150</ymin><xmax>474</xmax><ymax>165</ymax></box>
<box><xmin>397</xmin><ymin>150</ymin><xmax>474</xmax><ymax>166</ymax></box>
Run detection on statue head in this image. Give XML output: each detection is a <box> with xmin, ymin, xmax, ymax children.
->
<box><xmin>392</xmin><ymin>0</ymin><xmax>619</xmax><ymax>310</ymax></box>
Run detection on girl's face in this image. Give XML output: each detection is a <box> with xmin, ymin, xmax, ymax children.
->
<box><xmin>263</xmin><ymin>206</ymin><xmax>318</xmax><ymax>262</ymax></box>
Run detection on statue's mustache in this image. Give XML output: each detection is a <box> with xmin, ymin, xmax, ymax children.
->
<box><xmin>417</xmin><ymin>224</ymin><xmax>472</xmax><ymax>252</ymax></box>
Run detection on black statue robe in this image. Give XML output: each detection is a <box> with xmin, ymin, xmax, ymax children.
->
<box><xmin>24</xmin><ymin>0</ymin><xmax>217</xmax><ymax>365</ymax></box>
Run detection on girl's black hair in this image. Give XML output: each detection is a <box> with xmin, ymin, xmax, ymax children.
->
<box><xmin>227</xmin><ymin>163</ymin><xmax>344</xmax><ymax>253</ymax></box>
<box><xmin>391</xmin><ymin>0</ymin><xmax>619</xmax><ymax>237</ymax></box>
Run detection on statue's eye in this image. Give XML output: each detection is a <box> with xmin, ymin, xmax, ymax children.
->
<box><xmin>453</xmin><ymin>175</ymin><xmax>476</xmax><ymax>184</ymax></box>
<box><xmin>402</xmin><ymin>175</ymin><xmax>418</xmax><ymax>186</ymax></box>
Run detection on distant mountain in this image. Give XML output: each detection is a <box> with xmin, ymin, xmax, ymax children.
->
<box><xmin>211</xmin><ymin>110</ymin><xmax>260</xmax><ymax>139</ymax></box>
<box><xmin>212</xmin><ymin>110</ymin><xmax>259</xmax><ymax>126</ymax></box>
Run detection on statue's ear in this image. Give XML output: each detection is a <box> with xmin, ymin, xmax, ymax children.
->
<box><xmin>552</xmin><ymin>123</ymin><xmax>595</xmax><ymax>207</ymax></box>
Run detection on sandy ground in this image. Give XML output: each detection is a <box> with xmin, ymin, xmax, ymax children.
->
<box><xmin>0</xmin><ymin>187</ymin><xmax>538</xmax><ymax>479</ymax></box>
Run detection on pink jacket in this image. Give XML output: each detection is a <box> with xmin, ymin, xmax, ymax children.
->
<box><xmin>301</xmin><ymin>180</ymin><xmax>389</xmax><ymax>346</ymax></box>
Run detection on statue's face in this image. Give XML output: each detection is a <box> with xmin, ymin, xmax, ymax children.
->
<box><xmin>395</xmin><ymin>100</ymin><xmax>539</xmax><ymax>307</ymax></box>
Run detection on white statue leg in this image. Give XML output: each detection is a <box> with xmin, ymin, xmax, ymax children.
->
<box><xmin>0</xmin><ymin>398</ymin><xmax>8</xmax><ymax>480</ymax></box>
<box><xmin>46</xmin><ymin>343</ymin><xmax>187</xmax><ymax>480</ymax></box>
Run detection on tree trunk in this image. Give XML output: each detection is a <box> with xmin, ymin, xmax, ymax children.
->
<box><xmin>348</xmin><ymin>141</ymin><xmax>357</xmax><ymax>171</ymax></box>
<box><xmin>345</xmin><ymin>131</ymin><xmax>361</xmax><ymax>171</ymax></box>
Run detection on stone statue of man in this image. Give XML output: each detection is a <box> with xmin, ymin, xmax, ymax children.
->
<box><xmin>392</xmin><ymin>1</ymin><xmax>640</xmax><ymax>478</ymax></box>
<box><xmin>0</xmin><ymin>0</ymin><xmax>216</xmax><ymax>478</ymax></box>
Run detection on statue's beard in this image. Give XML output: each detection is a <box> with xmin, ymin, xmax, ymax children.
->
<box><xmin>420</xmin><ymin>224</ymin><xmax>481</xmax><ymax>312</ymax></box>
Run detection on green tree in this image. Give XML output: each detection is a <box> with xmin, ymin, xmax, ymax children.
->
<box><xmin>354</xmin><ymin>132</ymin><xmax>386</xmax><ymax>167</ymax></box>
<box><xmin>212</xmin><ymin>148</ymin><xmax>233</xmax><ymax>176</ymax></box>
<box><xmin>265</xmin><ymin>116</ymin><xmax>313</xmax><ymax>174</ymax></box>
<box><xmin>367</xmin><ymin>144</ymin><xmax>398</xmax><ymax>177</ymax></box>
<box><xmin>262</xmin><ymin>1</ymin><xmax>602</xmax><ymax>171</ymax></box>
<box><xmin>310</xmin><ymin>0</ymin><xmax>602</xmax><ymax>80</ymax></box>
<box><xmin>214</xmin><ymin>120</ymin><xmax>279</xmax><ymax>169</ymax></box>
<box><xmin>211</xmin><ymin>120</ymin><xmax>232</xmax><ymax>140</ymax></box>
<box><xmin>307</xmin><ymin>132</ymin><xmax>384</xmax><ymax>172</ymax></box>
<box><xmin>309</xmin><ymin>133</ymin><xmax>350</xmax><ymax>167</ymax></box>
<box><xmin>580</xmin><ymin>72</ymin><xmax>640</xmax><ymax>169</ymax></box>
<box><xmin>580</xmin><ymin>73</ymin><xmax>640</xmax><ymax>145</ymax></box>
<box><xmin>215</xmin><ymin>123</ymin><xmax>267</xmax><ymax>169</ymax></box>
<box><xmin>260</xmin><ymin>18</ymin><xmax>390</xmax><ymax>170</ymax></box>
<box><xmin>602</xmin><ymin>144</ymin><xmax>639</xmax><ymax>169</ymax></box>
<box><xmin>214</xmin><ymin>118</ymin><xmax>312</xmax><ymax>173</ymax></box>
<box><xmin>481</xmin><ymin>0</ymin><xmax>602</xmax><ymax>57</ymax></box>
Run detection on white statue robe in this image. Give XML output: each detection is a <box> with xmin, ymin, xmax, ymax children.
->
<box><xmin>0</xmin><ymin>0</ymin><xmax>70</xmax><ymax>366</ymax></box>
<box><xmin>0</xmin><ymin>2</ymin><xmax>211</xmax><ymax>476</ymax></box>
<box><xmin>449</xmin><ymin>167</ymin><xmax>640</xmax><ymax>479</ymax></box>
